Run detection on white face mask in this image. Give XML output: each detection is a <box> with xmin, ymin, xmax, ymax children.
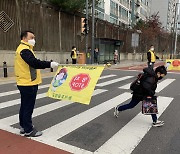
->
<box><xmin>28</xmin><ymin>39</ymin><xmax>36</xmax><ymax>46</ymax></box>
<box><xmin>151</xmin><ymin>47</ymin><xmax>154</xmax><ymax>51</ymax></box>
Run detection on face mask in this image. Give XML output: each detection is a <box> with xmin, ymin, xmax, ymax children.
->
<box><xmin>158</xmin><ymin>76</ymin><xmax>163</xmax><ymax>80</ymax></box>
<box><xmin>28</xmin><ymin>39</ymin><xmax>35</xmax><ymax>46</ymax></box>
<box><xmin>151</xmin><ymin>48</ymin><xmax>154</xmax><ymax>51</ymax></box>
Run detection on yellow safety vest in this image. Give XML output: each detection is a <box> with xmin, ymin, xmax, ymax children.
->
<box><xmin>72</xmin><ymin>49</ymin><xmax>77</xmax><ymax>59</ymax></box>
<box><xmin>148</xmin><ymin>50</ymin><xmax>156</xmax><ymax>62</ymax></box>
<box><xmin>14</xmin><ymin>40</ymin><xmax>42</xmax><ymax>86</ymax></box>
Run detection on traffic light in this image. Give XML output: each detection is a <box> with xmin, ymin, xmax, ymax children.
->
<box><xmin>81</xmin><ymin>17</ymin><xmax>88</xmax><ymax>35</ymax></box>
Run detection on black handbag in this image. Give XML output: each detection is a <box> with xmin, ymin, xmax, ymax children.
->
<box><xmin>142</xmin><ymin>96</ymin><xmax>158</xmax><ymax>115</ymax></box>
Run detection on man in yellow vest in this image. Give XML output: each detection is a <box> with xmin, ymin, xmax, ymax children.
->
<box><xmin>70</xmin><ymin>46</ymin><xmax>77</xmax><ymax>64</ymax></box>
<box><xmin>147</xmin><ymin>45</ymin><xmax>162</xmax><ymax>68</ymax></box>
<box><xmin>15</xmin><ymin>30</ymin><xmax>59</xmax><ymax>137</ymax></box>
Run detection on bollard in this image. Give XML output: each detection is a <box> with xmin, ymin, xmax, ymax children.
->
<box><xmin>50</xmin><ymin>60</ymin><xmax>53</xmax><ymax>72</ymax></box>
<box><xmin>66</xmin><ymin>59</ymin><xmax>68</xmax><ymax>64</ymax></box>
<box><xmin>3</xmin><ymin>61</ymin><xmax>8</xmax><ymax>77</ymax></box>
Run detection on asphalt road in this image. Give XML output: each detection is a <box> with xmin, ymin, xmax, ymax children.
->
<box><xmin>0</xmin><ymin>69</ymin><xmax>180</xmax><ymax>154</ymax></box>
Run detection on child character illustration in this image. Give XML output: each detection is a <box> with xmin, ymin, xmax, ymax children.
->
<box><xmin>52</xmin><ymin>68</ymin><xmax>68</xmax><ymax>91</ymax></box>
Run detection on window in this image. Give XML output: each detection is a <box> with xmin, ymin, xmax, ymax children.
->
<box><xmin>140</xmin><ymin>7</ymin><xmax>147</xmax><ymax>16</ymax></box>
<box><xmin>110</xmin><ymin>0</ymin><xmax>118</xmax><ymax>16</ymax></box>
<box><xmin>98</xmin><ymin>0</ymin><xmax>105</xmax><ymax>9</ymax></box>
<box><xmin>110</xmin><ymin>17</ymin><xmax>118</xmax><ymax>24</ymax></box>
<box><xmin>95</xmin><ymin>10</ymin><xmax>104</xmax><ymax>20</ymax></box>
<box><xmin>121</xmin><ymin>8</ymin><xmax>128</xmax><ymax>21</ymax></box>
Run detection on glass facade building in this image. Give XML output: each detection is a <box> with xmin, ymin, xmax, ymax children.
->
<box><xmin>95</xmin><ymin>0</ymin><xmax>152</xmax><ymax>27</ymax></box>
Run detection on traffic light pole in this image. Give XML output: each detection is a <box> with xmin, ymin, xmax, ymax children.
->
<box><xmin>91</xmin><ymin>0</ymin><xmax>95</xmax><ymax>64</ymax></box>
<box><xmin>85</xmin><ymin>0</ymin><xmax>88</xmax><ymax>62</ymax></box>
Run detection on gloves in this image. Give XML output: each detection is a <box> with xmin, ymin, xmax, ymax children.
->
<box><xmin>50</xmin><ymin>62</ymin><xmax>59</xmax><ymax>68</ymax></box>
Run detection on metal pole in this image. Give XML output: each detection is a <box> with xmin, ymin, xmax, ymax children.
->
<box><xmin>131</xmin><ymin>0</ymin><xmax>135</xmax><ymax>27</ymax></box>
<box><xmin>91</xmin><ymin>0</ymin><xmax>95</xmax><ymax>64</ymax></box>
<box><xmin>174</xmin><ymin>3</ymin><xmax>180</xmax><ymax>58</ymax></box>
<box><xmin>85</xmin><ymin>0</ymin><xmax>89</xmax><ymax>63</ymax></box>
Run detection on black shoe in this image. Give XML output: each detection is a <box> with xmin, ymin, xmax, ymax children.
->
<box><xmin>24</xmin><ymin>128</ymin><xmax>42</xmax><ymax>137</ymax></box>
<box><xmin>20</xmin><ymin>125</ymin><xmax>34</xmax><ymax>134</ymax></box>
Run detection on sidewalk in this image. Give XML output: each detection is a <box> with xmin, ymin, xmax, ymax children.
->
<box><xmin>0</xmin><ymin>129</ymin><xmax>71</xmax><ymax>154</ymax></box>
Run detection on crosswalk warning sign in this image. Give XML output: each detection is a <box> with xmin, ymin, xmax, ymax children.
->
<box><xmin>47</xmin><ymin>65</ymin><xmax>105</xmax><ymax>105</ymax></box>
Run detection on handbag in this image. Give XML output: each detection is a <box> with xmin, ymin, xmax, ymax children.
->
<box><xmin>142</xmin><ymin>96</ymin><xmax>158</xmax><ymax>115</ymax></box>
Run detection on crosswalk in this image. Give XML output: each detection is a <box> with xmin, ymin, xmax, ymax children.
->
<box><xmin>0</xmin><ymin>73</ymin><xmax>176</xmax><ymax>154</ymax></box>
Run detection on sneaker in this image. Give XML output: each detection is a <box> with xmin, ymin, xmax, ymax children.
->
<box><xmin>20</xmin><ymin>127</ymin><xmax>25</xmax><ymax>134</ymax></box>
<box><xmin>114</xmin><ymin>106</ymin><xmax>119</xmax><ymax>118</ymax></box>
<box><xmin>20</xmin><ymin>125</ymin><xmax>34</xmax><ymax>134</ymax></box>
<box><xmin>24</xmin><ymin>128</ymin><xmax>43</xmax><ymax>137</ymax></box>
<box><xmin>152</xmin><ymin>120</ymin><xmax>164</xmax><ymax>127</ymax></box>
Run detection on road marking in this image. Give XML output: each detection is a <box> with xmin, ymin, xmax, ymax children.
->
<box><xmin>96</xmin><ymin>76</ymin><xmax>134</xmax><ymax>87</ymax></box>
<box><xmin>119</xmin><ymin>83</ymin><xmax>131</xmax><ymax>90</ymax></box>
<box><xmin>0</xmin><ymin>89</ymin><xmax>107</xmax><ymax>125</ymax></box>
<box><xmin>0</xmin><ymin>93</ymin><xmax>46</xmax><ymax>109</ymax></box>
<box><xmin>94</xmin><ymin>96</ymin><xmax>174</xmax><ymax>154</ymax></box>
<box><xmin>39</xmin><ymin>92</ymin><xmax>132</xmax><ymax>140</ymax></box>
<box><xmin>99</xmin><ymin>74</ymin><xmax>116</xmax><ymax>79</ymax></box>
<box><xmin>156</xmin><ymin>79</ymin><xmax>175</xmax><ymax>93</ymax></box>
<box><xmin>0</xmin><ymin>74</ymin><xmax>114</xmax><ymax>97</ymax></box>
<box><xmin>119</xmin><ymin>78</ymin><xmax>175</xmax><ymax>92</ymax></box>
<box><xmin>0</xmin><ymin>84</ymin><xmax>50</xmax><ymax>97</ymax></box>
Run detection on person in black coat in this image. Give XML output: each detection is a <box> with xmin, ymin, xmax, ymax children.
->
<box><xmin>114</xmin><ymin>65</ymin><xmax>167</xmax><ymax>127</ymax></box>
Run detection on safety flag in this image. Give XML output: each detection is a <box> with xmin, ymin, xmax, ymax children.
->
<box><xmin>165</xmin><ymin>59</ymin><xmax>180</xmax><ymax>71</ymax></box>
<box><xmin>47</xmin><ymin>65</ymin><xmax>105</xmax><ymax>105</ymax></box>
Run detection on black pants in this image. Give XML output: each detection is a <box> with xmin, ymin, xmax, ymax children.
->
<box><xmin>17</xmin><ymin>85</ymin><xmax>38</xmax><ymax>133</ymax></box>
<box><xmin>147</xmin><ymin>62</ymin><xmax>154</xmax><ymax>69</ymax></box>
<box><xmin>117</xmin><ymin>98</ymin><xmax>157</xmax><ymax>122</ymax></box>
<box><xmin>72</xmin><ymin>59</ymin><xmax>77</xmax><ymax>64</ymax></box>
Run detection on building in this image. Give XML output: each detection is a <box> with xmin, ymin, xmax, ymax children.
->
<box><xmin>151</xmin><ymin>0</ymin><xmax>179</xmax><ymax>32</ymax></box>
<box><xmin>95</xmin><ymin>0</ymin><xmax>152</xmax><ymax>27</ymax></box>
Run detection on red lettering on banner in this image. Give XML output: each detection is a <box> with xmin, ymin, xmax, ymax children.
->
<box><xmin>70</xmin><ymin>73</ymin><xmax>90</xmax><ymax>91</ymax></box>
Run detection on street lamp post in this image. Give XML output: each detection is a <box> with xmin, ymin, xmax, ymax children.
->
<box><xmin>91</xmin><ymin>0</ymin><xmax>95</xmax><ymax>64</ymax></box>
<box><xmin>85</xmin><ymin>0</ymin><xmax>89</xmax><ymax>58</ymax></box>
<box><xmin>173</xmin><ymin>2</ymin><xmax>180</xmax><ymax>59</ymax></box>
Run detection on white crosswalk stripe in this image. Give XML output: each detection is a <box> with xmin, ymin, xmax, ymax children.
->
<box><xmin>119</xmin><ymin>79</ymin><xmax>175</xmax><ymax>91</ymax></box>
<box><xmin>94</xmin><ymin>96</ymin><xmax>174</xmax><ymax>154</ymax></box>
<box><xmin>39</xmin><ymin>92</ymin><xmax>132</xmax><ymax>140</ymax></box>
<box><xmin>96</xmin><ymin>76</ymin><xmax>134</xmax><ymax>87</ymax></box>
<box><xmin>0</xmin><ymin>93</ymin><xmax>45</xmax><ymax>109</ymax></box>
<box><xmin>0</xmin><ymin>74</ymin><xmax>177</xmax><ymax>154</ymax></box>
<box><xmin>0</xmin><ymin>89</ymin><xmax>107</xmax><ymax>125</ymax></box>
<box><xmin>119</xmin><ymin>82</ymin><xmax>131</xmax><ymax>89</ymax></box>
<box><xmin>0</xmin><ymin>75</ymin><xmax>116</xmax><ymax>98</ymax></box>
<box><xmin>156</xmin><ymin>79</ymin><xmax>175</xmax><ymax>92</ymax></box>
<box><xmin>0</xmin><ymin>84</ymin><xmax>50</xmax><ymax>97</ymax></box>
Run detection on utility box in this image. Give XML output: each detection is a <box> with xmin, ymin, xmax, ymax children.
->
<box><xmin>78</xmin><ymin>52</ymin><xmax>86</xmax><ymax>64</ymax></box>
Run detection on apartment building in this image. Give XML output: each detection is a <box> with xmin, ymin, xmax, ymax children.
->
<box><xmin>151</xmin><ymin>0</ymin><xmax>178</xmax><ymax>32</ymax></box>
<box><xmin>95</xmin><ymin>0</ymin><xmax>152</xmax><ymax>27</ymax></box>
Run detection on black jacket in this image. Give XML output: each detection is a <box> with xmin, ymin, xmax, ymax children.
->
<box><xmin>20</xmin><ymin>49</ymin><xmax>51</xmax><ymax>69</ymax></box>
<box><xmin>132</xmin><ymin>67</ymin><xmax>158</xmax><ymax>100</ymax></box>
